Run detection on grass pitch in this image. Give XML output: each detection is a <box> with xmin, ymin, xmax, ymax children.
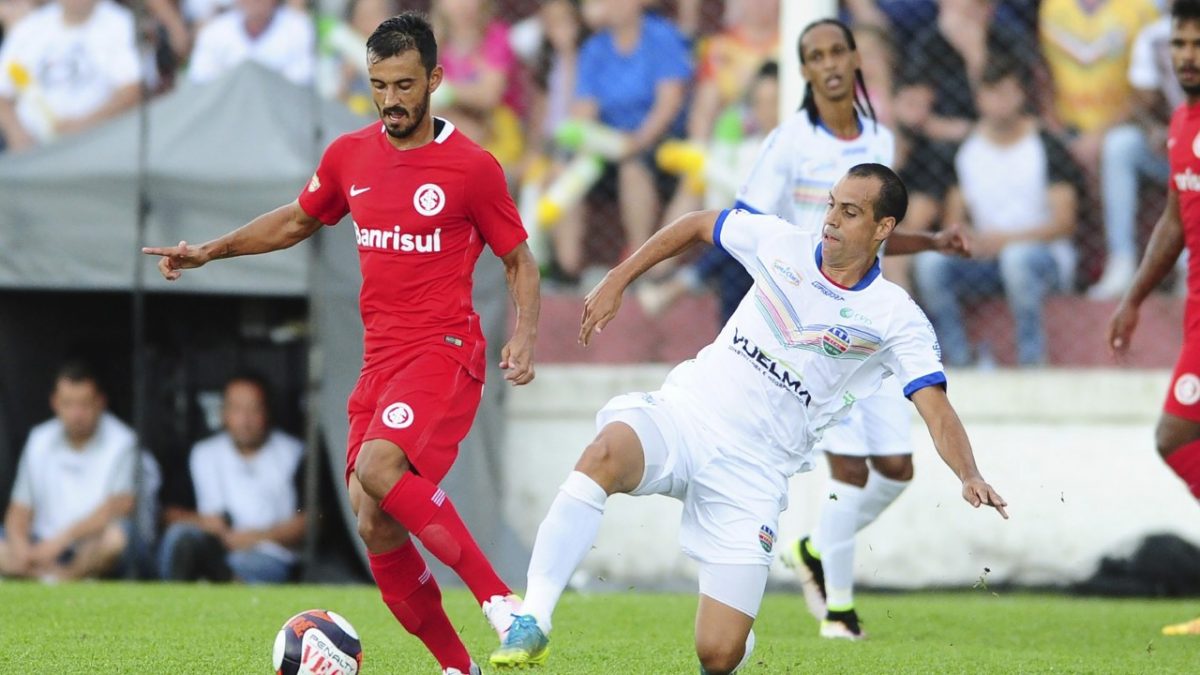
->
<box><xmin>1</xmin><ymin>582</ymin><xmax>1197</xmax><ymax>673</ymax></box>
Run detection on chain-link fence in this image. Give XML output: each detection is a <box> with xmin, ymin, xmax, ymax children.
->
<box><xmin>0</xmin><ymin>0</ymin><xmax>1185</xmax><ymax>367</ymax></box>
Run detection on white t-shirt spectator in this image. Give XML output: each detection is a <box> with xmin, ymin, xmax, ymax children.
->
<box><xmin>955</xmin><ymin>127</ymin><xmax>1080</xmax><ymax>286</ymax></box>
<box><xmin>188</xmin><ymin>7</ymin><xmax>315</xmax><ymax>86</ymax></box>
<box><xmin>0</xmin><ymin>0</ymin><xmax>140</xmax><ymax>141</ymax></box>
<box><xmin>10</xmin><ymin>412</ymin><xmax>137</xmax><ymax>540</ymax></box>
<box><xmin>1128</xmin><ymin>17</ymin><xmax>1184</xmax><ymax>111</ymax></box>
<box><xmin>189</xmin><ymin>430</ymin><xmax>303</xmax><ymax>562</ymax></box>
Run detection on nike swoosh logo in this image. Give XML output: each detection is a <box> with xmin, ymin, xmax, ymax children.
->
<box><xmin>350</xmin><ymin>185</ymin><xmax>371</xmax><ymax>197</ymax></box>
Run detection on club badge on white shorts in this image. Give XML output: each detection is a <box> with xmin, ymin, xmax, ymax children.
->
<box><xmin>1175</xmin><ymin>373</ymin><xmax>1200</xmax><ymax>406</ymax></box>
<box><xmin>382</xmin><ymin>402</ymin><xmax>415</xmax><ymax>429</ymax></box>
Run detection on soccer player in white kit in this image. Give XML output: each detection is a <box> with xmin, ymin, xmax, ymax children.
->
<box><xmin>490</xmin><ymin>164</ymin><xmax>1007</xmax><ymax>674</ymax></box>
<box><xmin>738</xmin><ymin>19</ymin><xmax>968</xmax><ymax>640</ymax></box>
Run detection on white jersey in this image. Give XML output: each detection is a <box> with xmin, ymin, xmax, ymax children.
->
<box><xmin>661</xmin><ymin>210</ymin><xmax>945</xmax><ymax>476</ymax></box>
<box><xmin>736</xmin><ymin>112</ymin><xmax>894</xmax><ymax>231</ymax></box>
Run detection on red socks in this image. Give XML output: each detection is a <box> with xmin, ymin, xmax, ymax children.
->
<box><xmin>1166</xmin><ymin>439</ymin><xmax>1200</xmax><ymax>499</ymax></box>
<box><xmin>380</xmin><ymin>471</ymin><xmax>510</xmax><ymax>604</ymax></box>
<box><xmin>369</xmin><ymin>540</ymin><xmax>471</xmax><ymax>672</ymax></box>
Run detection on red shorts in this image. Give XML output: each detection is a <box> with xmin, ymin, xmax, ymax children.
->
<box><xmin>345</xmin><ymin>350</ymin><xmax>483</xmax><ymax>484</ymax></box>
<box><xmin>1165</xmin><ymin>339</ymin><xmax>1200</xmax><ymax>423</ymax></box>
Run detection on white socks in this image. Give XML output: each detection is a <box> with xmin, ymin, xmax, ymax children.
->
<box><xmin>522</xmin><ymin>471</ymin><xmax>608</xmax><ymax>634</ymax></box>
<box><xmin>857</xmin><ymin>469</ymin><xmax>910</xmax><ymax>530</ymax></box>
<box><xmin>812</xmin><ymin>470</ymin><xmax>910</xmax><ymax>611</ymax></box>
<box><xmin>814</xmin><ymin>480</ymin><xmax>864</xmax><ymax>611</ymax></box>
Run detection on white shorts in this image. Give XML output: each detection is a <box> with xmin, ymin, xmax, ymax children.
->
<box><xmin>814</xmin><ymin>376</ymin><xmax>912</xmax><ymax>457</ymax></box>
<box><xmin>596</xmin><ymin>391</ymin><xmax>788</xmax><ymax>567</ymax></box>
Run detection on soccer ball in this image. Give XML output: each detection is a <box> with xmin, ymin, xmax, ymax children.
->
<box><xmin>272</xmin><ymin>609</ymin><xmax>363</xmax><ymax>675</ymax></box>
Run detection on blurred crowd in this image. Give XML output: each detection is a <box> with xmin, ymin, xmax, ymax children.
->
<box><xmin>0</xmin><ymin>0</ymin><xmax>1184</xmax><ymax>370</ymax></box>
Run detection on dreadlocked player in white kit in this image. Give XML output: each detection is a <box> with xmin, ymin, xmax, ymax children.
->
<box><xmin>737</xmin><ymin>18</ymin><xmax>970</xmax><ymax>640</ymax></box>
<box><xmin>490</xmin><ymin>164</ymin><xmax>1007</xmax><ymax>675</ymax></box>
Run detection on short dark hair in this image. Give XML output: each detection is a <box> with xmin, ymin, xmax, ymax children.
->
<box><xmin>367</xmin><ymin>11</ymin><xmax>438</xmax><ymax>73</ymax></box>
<box><xmin>55</xmin><ymin>359</ymin><xmax>103</xmax><ymax>393</ymax></box>
<box><xmin>979</xmin><ymin>56</ymin><xmax>1026</xmax><ymax>87</ymax></box>
<box><xmin>225</xmin><ymin>369</ymin><xmax>272</xmax><ymax>408</ymax></box>
<box><xmin>1175</xmin><ymin>0</ymin><xmax>1200</xmax><ymax>23</ymax></box>
<box><xmin>756</xmin><ymin>60</ymin><xmax>779</xmax><ymax>81</ymax></box>
<box><xmin>846</xmin><ymin>163</ymin><xmax>908</xmax><ymax>224</ymax></box>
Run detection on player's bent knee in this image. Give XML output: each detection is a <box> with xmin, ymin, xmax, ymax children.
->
<box><xmin>827</xmin><ymin>454</ymin><xmax>870</xmax><ymax>486</ymax></box>
<box><xmin>575</xmin><ymin>434</ymin><xmax>641</xmax><ymax>494</ymax></box>
<box><xmin>354</xmin><ymin>439</ymin><xmax>412</xmax><ymax>500</ymax></box>
<box><xmin>870</xmin><ymin>454</ymin><xmax>914</xmax><ymax>481</ymax></box>
<box><xmin>695</xmin><ymin>640</ymin><xmax>743</xmax><ymax>675</ymax></box>
<box><xmin>356</xmin><ymin>509</ymin><xmax>407</xmax><ymax>552</ymax></box>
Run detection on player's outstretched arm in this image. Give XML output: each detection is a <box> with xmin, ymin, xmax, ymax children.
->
<box><xmin>580</xmin><ymin>209</ymin><xmax>719</xmax><ymax>345</ymax></box>
<box><xmin>500</xmin><ymin>242</ymin><xmax>540</xmax><ymax>386</ymax></box>
<box><xmin>910</xmin><ymin>386</ymin><xmax>1008</xmax><ymax>519</ymax></box>
<box><xmin>1109</xmin><ymin>190</ymin><xmax>1184</xmax><ymax>357</ymax></box>
<box><xmin>884</xmin><ymin>224</ymin><xmax>971</xmax><ymax>258</ymax></box>
<box><xmin>142</xmin><ymin>201</ymin><xmax>323</xmax><ymax>281</ymax></box>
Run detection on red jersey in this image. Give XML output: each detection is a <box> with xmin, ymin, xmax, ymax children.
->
<box><xmin>298</xmin><ymin>119</ymin><xmax>527</xmax><ymax>379</ymax></box>
<box><xmin>1168</xmin><ymin>102</ymin><xmax>1200</xmax><ymax>333</ymax></box>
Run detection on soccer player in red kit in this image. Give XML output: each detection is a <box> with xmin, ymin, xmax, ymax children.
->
<box><xmin>1109</xmin><ymin>0</ymin><xmax>1200</xmax><ymax>637</ymax></box>
<box><xmin>143</xmin><ymin>14</ymin><xmax>540</xmax><ymax>674</ymax></box>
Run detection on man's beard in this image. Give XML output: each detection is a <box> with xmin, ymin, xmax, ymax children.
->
<box><xmin>1184</xmin><ymin>82</ymin><xmax>1200</xmax><ymax>98</ymax></box>
<box><xmin>381</xmin><ymin>94</ymin><xmax>430</xmax><ymax>139</ymax></box>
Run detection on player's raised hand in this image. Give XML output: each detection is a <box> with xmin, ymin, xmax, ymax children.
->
<box><xmin>1107</xmin><ymin>300</ymin><xmax>1140</xmax><ymax>360</ymax></box>
<box><xmin>580</xmin><ymin>271</ymin><xmax>624</xmax><ymax>347</ymax></box>
<box><xmin>961</xmin><ymin>477</ymin><xmax>1008</xmax><ymax>519</ymax></box>
<box><xmin>933</xmin><ymin>223</ymin><xmax>971</xmax><ymax>258</ymax></box>
<box><xmin>141</xmin><ymin>240</ymin><xmax>208</xmax><ymax>281</ymax></box>
<box><xmin>501</xmin><ymin>331</ymin><xmax>536</xmax><ymax>386</ymax></box>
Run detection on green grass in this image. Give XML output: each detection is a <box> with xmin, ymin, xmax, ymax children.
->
<box><xmin>0</xmin><ymin>582</ymin><xmax>1197</xmax><ymax>673</ymax></box>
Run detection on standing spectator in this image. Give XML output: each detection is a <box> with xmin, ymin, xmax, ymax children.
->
<box><xmin>0</xmin><ymin>362</ymin><xmax>136</xmax><ymax>581</ymax></box>
<box><xmin>914</xmin><ymin>59</ymin><xmax>1081</xmax><ymax>367</ymax></box>
<box><xmin>158</xmin><ymin>373</ymin><xmax>304</xmax><ymax>584</ymax></box>
<box><xmin>1092</xmin><ymin>10</ymin><xmax>1183</xmax><ymax>298</ymax></box>
<box><xmin>430</xmin><ymin>0</ymin><xmax>524</xmax><ymax>168</ymax></box>
<box><xmin>568</xmin><ymin>0</ymin><xmax>692</xmax><ymax>273</ymax></box>
<box><xmin>896</xmin><ymin>0</ymin><xmax>1040</xmax><ymax>238</ymax></box>
<box><xmin>188</xmin><ymin>0</ymin><xmax>315</xmax><ymax>86</ymax></box>
<box><xmin>0</xmin><ymin>0</ymin><xmax>140</xmax><ymax>152</ymax></box>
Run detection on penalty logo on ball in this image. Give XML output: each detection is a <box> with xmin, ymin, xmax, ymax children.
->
<box><xmin>273</xmin><ymin>609</ymin><xmax>362</xmax><ymax>675</ymax></box>
<box><xmin>382</xmin><ymin>402</ymin><xmax>414</xmax><ymax>429</ymax></box>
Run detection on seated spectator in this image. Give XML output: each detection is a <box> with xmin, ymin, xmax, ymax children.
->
<box><xmin>0</xmin><ymin>0</ymin><xmax>140</xmax><ymax>152</ymax></box>
<box><xmin>431</xmin><ymin>0</ymin><xmax>524</xmax><ymax>167</ymax></box>
<box><xmin>187</xmin><ymin>0</ymin><xmax>314</xmax><ymax>86</ymax></box>
<box><xmin>914</xmin><ymin>59</ymin><xmax>1081</xmax><ymax>367</ymax></box>
<box><xmin>158</xmin><ymin>372</ymin><xmax>304</xmax><ymax>584</ymax></box>
<box><xmin>559</xmin><ymin>0</ymin><xmax>692</xmax><ymax>281</ymax></box>
<box><xmin>0</xmin><ymin>361</ymin><xmax>137</xmax><ymax>581</ymax></box>
<box><xmin>1091</xmin><ymin>10</ymin><xmax>1181</xmax><ymax>298</ymax></box>
<box><xmin>897</xmin><ymin>0</ymin><xmax>1041</xmax><ymax>237</ymax></box>
<box><xmin>658</xmin><ymin>0</ymin><xmax>778</xmax><ymax>225</ymax></box>
<box><xmin>1040</xmin><ymin>0</ymin><xmax>1158</xmax><ymax>173</ymax></box>
<box><xmin>637</xmin><ymin>61</ymin><xmax>780</xmax><ymax>320</ymax></box>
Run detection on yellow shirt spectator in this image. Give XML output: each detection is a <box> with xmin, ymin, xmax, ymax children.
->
<box><xmin>1040</xmin><ymin>0</ymin><xmax>1159</xmax><ymax>133</ymax></box>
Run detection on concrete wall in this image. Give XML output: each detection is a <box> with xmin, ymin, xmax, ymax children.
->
<box><xmin>503</xmin><ymin>366</ymin><xmax>1200</xmax><ymax>589</ymax></box>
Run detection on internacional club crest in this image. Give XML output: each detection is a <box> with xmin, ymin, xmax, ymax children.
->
<box><xmin>414</xmin><ymin>183</ymin><xmax>446</xmax><ymax>216</ymax></box>
<box><xmin>382</xmin><ymin>402</ymin><xmax>415</xmax><ymax>429</ymax></box>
